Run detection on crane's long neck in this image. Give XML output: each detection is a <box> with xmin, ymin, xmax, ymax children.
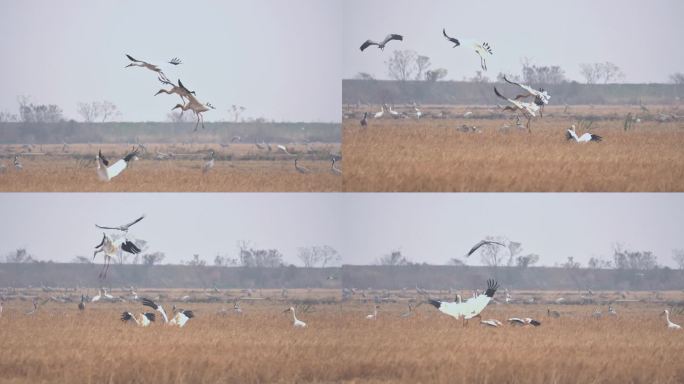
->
<box><xmin>665</xmin><ymin>311</ymin><xmax>672</xmax><ymax>325</ymax></box>
<box><xmin>291</xmin><ymin>309</ymin><xmax>299</xmax><ymax>322</ymax></box>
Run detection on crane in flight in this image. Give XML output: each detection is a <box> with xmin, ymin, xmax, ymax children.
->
<box><xmin>503</xmin><ymin>75</ymin><xmax>550</xmax><ymax>117</ymax></box>
<box><xmin>155</xmin><ymin>76</ymin><xmax>196</xmax><ymax>105</ymax></box>
<box><xmin>494</xmin><ymin>87</ymin><xmax>539</xmax><ymax>132</ymax></box>
<box><xmin>171</xmin><ymin>93</ymin><xmax>214</xmax><ymax>131</ymax></box>
<box><xmin>466</xmin><ymin>239</ymin><xmax>507</xmax><ymax>257</ymax></box>
<box><xmin>125</xmin><ymin>54</ymin><xmax>181</xmax><ymax>79</ymax></box>
<box><xmin>93</xmin><ymin>233</ymin><xmax>142</xmax><ymax>279</ymax></box>
<box><xmin>428</xmin><ymin>279</ymin><xmax>499</xmax><ymax>326</ymax></box>
<box><xmin>360</xmin><ymin>34</ymin><xmax>403</xmax><ymax>51</ymax></box>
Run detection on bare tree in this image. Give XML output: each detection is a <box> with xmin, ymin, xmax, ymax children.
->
<box><xmin>354</xmin><ymin>72</ymin><xmax>375</xmax><ymax>80</ymax></box>
<box><xmin>580</xmin><ymin>62</ymin><xmax>625</xmax><ymax>84</ymax></box>
<box><xmin>214</xmin><ymin>253</ymin><xmax>238</xmax><ymax>267</ymax></box>
<box><xmin>142</xmin><ymin>252</ymin><xmax>165</xmax><ymax>265</ymax></box>
<box><xmin>669</xmin><ymin>73</ymin><xmax>684</xmax><ymax>84</ymax></box>
<box><xmin>521</xmin><ymin>59</ymin><xmax>566</xmax><ymax>84</ymax></box>
<box><xmin>5</xmin><ymin>248</ymin><xmax>36</xmax><ymax>263</ymax></box>
<box><xmin>479</xmin><ymin>236</ymin><xmax>509</xmax><ymax>267</ymax></box>
<box><xmin>0</xmin><ymin>111</ymin><xmax>18</xmax><ymax>122</ymax></box>
<box><xmin>98</xmin><ymin>101</ymin><xmax>121</xmax><ymax>122</ymax></box>
<box><xmin>386</xmin><ymin>50</ymin><xmax>418</xmax><ymax>81</ymax></box>
<box><xmin>71</xmin><ymin>256</ymin><xmax>93</xmax><ymax>264</ymax></box>
<box><xmin>185</xmin><ymin>254</ymin><xmax>207</xmax><ymax>266</ymax></box>
<box><xmin>77</xmin><ymin>102</ymin><xmax>100</xmax><ymax>122</ymax></box>
<box><xmin>588</xmin><ymin>257</ymin><xmax>612</xmax><ymax>269</ymax></box>
<box><xmin>378</xmin><ymin>250</ymin><xmax>410</xmax><ymax>266</ymax></box>
<box><xmin>18</xmin><ymin>96</ymin><xmax>63</xmax><ymax>123</ymax></box>
<box><xmin>612</xmin><ymin>244</ymin><xmax>657</xmax><ymax>270</ymax></box>
<box><xmin>238</xmin><ymin>241</ymin><xmax>284</xmax><ymax>268</ymax></box>
<box><xmin>671</xmin><ymin>249</ymin><xmax>684</xmax><ymax>270</ymax></box>
<box><xmin>229</xmin><ymin>105</ymin><xmax>246</xmax><ymax>122</ymax></box>
<box><xmin>297</xmin><ymin>245</ymin><xmax>342</xmax><ymax>268</ymax></box>
<box><xmin>468</xmin><ymin>71</ymin><xmax>490</xmax><ymax>83</ymax></box>
<box><xmin>425</xmin><ymin>68</ymin><xmax>448</xmax><ymax>82</ymax></box>
<box><xmin>561</xmin><ymin>256</ymin><xmax>581</xmax><ymax>269</ymax></box>
<box><xmin>415</xmin><ymin>55</ymin><xmax>431</xmax><ymax>80</ymax></box>
<box><xmin>515</xmin><ymin>254</ymin><xmax>540</xmax><ymax>268</ymax></box>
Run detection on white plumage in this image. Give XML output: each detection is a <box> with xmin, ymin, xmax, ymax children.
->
<box><xmin>663</xmin><ymin>310</ymin><xmax>681</xmax><ymax>330</ymax></box>
<box><xmin>566</xmin><ymin>125</ymin><xmax>602</xmax><ymax>142</ymax></box>
<box><xmin>96</xmin><ymin>149</ymin><xmax>138</xmax><ymax>181</ymax></box>
<box><xmin>284</xmin><ymin>307</ymin><xmax>307</xmax><ymax>328</ymax></box>
<box><xmin>428</xmin><ymin>279</ymin><xmax>499</xmax><ymax>326</ymax></box>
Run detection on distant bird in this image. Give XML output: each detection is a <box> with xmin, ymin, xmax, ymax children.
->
<box><xmin>366</xmin><ymin>305</ymin><xmax>379</xmax><ymax>320</ymax></box>
<box><xmin>103</xmin><ymin>288</ymin><xmax>114</xmax><ymax>301</ymax></box>
<box><xmin>388</xmin><ymin>105</ymin><xmax>400</xmax><ymax>118</ymax></box>
<box><xmin>155</xmin><ymin>76</ymin><xmax>196</xmax><ymax>105</ymax></box>
<box><xmin>360</xmin><ymin>112</ymin><xmax>368</xmax><ymax>127</ymax></box>
<box><xmin>494</xmin><ymin>87</ymin><xmax>539</xmax><ymax>132</ymax></box>
<box><xmin>592</xmin><ymin>309</ymin><xmax>602</xmax><ymax>319</ymax></box>
<box><xmin>547</xmin><ymin>308</ymin><xmax>560</xmax><ymax>318</ymax></box>
<box><xmin>295</xmin><ymin>159</ymin><xmax>310</xmax><ymax>174</ymax></box>
<box><xmin>442</xmin><ymin>28</ymin><xmax>460</xmax><ymax>47</ymax></box>
<box><xmin>13</xmin><ymin>155</ymin><xmax>22</xmax><ymax>170</ymax></box>
<box><xmin>231</xmin><ymin>136</ymin><xmax>241</xmax><ymax>143</ymax></box>
<box><xmin>566</xmin><ymin>125</ymin><xmax>602</xmax><ymax>143</ymax></box>
<box><xmin>480</xmin><ymin>319</ymin><xmax>502</xmax><ymax>327</ymax></box>
<box><xmin>508</xmin><ymin>317</ymin><xmax>541</xmax><ymax>326</ymax></box>
<box><xmin>463</xmin><ymin>111</ymin><xmax>473</xmax><ymax>118</ymax></box>
<box><xmin>121</xmin><ymin>311</ymin><xmax>155</xmax><ymax>327</ymax></box>
<box><xmin>400</xmin><ymin>303</ymin><xmax>414</xmax><ymax>318</ymax></box>
<box><xmin>473</xmin><ymin>42</ymin><xmax>493</xmax><ymax>71</ymax></box>
<box><xmin>360</xmin><ymin>34</ymin><xmax>403</xmax><ymax>51</ymax></box>
<box><xmin>233</xmin><ymin>301</ymin><xmax>243</xmax><ymax>314</ymax></box>
<box><xmin>169</xmin><ymin>309</ymin><xmax>195</xmax><ymax>327</ymax></box>
<box><xmin>466</xmin><ymin>240</ymin><xmax>507</xmax><ymax>257</ymax></box>
<box><xmin>374</xmin><ymin>105</ymin><xmax>385</xmax><ymax>119</ymax></box>
<box><xmin>91</xmin><ymin>289</ymin><xmax>102</xmax><ymax>302</ymax></box>
<box><xmin>25</xmin><ymin>298</ymin><xmax>39</xmax><ymax>315</ymax></box>
<box><xmin>428</xmin><ymin>279</ymin><xmax>499</xmax><ymax>326</ymax></box>
<box><xmin>277</xmin><ymin>145</ymin><xmax>292</xmax><ymax>155</ymax></box>
<box><xmin>202</xmin><ymin>150</ymin><xmax>215</xmax><ymax>174</ymax></box>
<box><xmin>93</xmin><ymin>233</ymin><xmax>141</xmax><ymax>279</ymax></box>
<box><xmin>662</xmin><ymin>309</ymin><xmax>681</xmax><ymax>330</ymax></box>
<box><xmin>608</xmin><ymin>305</ymin><xmax>617</xmax><ymax>316</ymax></box>
<box><xmin>95</xmin><ymin>214</ymin><xmax>145</xmax><ymax>233</ymax></box>
<box><xmin>413</xmin><ymin>106</ymin><xmax>422</xmax><ymax>119</ymax></box>
<box><xmin>330</xmin><ymin>158</ymin><xmax>342</xmax><ymax>176</ymax></box>
<box><xmin>125</xmin><ymin>54</ymin><xmax>180</xmax><ymax>77</ymax></box>
<box><xmin>171</xmin><ymin>94</ymin><xmax>212</xmax><ymax>131</ymax></box>
<box><xmin>284</xmin><ymin>307</ymin><xmax>307</xmax><ymax>328</ymax></box>
<box><xmin>503</xmin><ymin>75</ymin><xmax>550</xmax><ymax>117</ymax></box>
<box><xmin>96</xmin><ymin>148</ymin><xmax>138</xmax><ymax>181</ymax></box>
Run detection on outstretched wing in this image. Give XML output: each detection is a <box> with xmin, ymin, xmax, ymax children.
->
<box><xmin>484</xmin><ymin>279</ymin><xmax>499</xmax><ymax>298</ymax></box>
<box><xmin>467</xmin><ymin>240</ymin><xmax>506</xmax><ymax>257</ymax></box>
<box><xmin>381</xmin><ymin>34</ymin><xmax>403</xmax><ymax>46</ymax></box>
<box><xmin>98</xmin><ymin>150</ymin><xmax>109</xmax><ymax>166</ymax></box>
<box><xmin>125</xmin><ymin>54</ymin><xmax>140</xmax><ymax>63</ymax></box>
<box><xmin>121</xmin><ymin>241</ymin><xmax>142</xmax><ymax>254</ymax></box>
<box><xmin>121</xmin><ymin>311</ymin><xmax>134</xmax><ymax>322</ymax></box>
<box><xmin>93</xmin><ymin>233</ymin><xmax>106</xmax><ymax>248</ymax></box>
<box><xmin>122</xmin><ymin>215</ymin><xmax>145</xmax><ymax>230</ymax></box>
<box><xmin>360</xmin><ymin>40</ymin><xmax>378</xmax><ymax>51</ymax></box>
<box><xmin>493</xmin><ymin>87</ymin><xmax>510</xmax><ymax>102</ymax></box>
<box><xmin>442</xmin><ymin>28</ymin><xmax>460</xmax><ymax>46</ymax></box>
<box><xmin>168</xmin><ymin>57</ymin><xmax>182</xmax><ymax>65</ymax></box>
<box><xmin>178</xmin><ymin>79</ymin><xmax>195</xmax><ymax>95</ymax></box>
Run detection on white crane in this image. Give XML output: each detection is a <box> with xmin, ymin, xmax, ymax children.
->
<box><xmin>466</xmin><ymin>240</ymin><xmax>507</xmax><ymax>257</ymax></box>
<box><xmin>13</xmin><ymin>155</ymin><xmax>22</xmax><ymax>170</ymax></box>
<box><xmin>95</xmin><ymin>214</ymin><xmax>145</xmax><ymax>233</ymax></box>
<box><xmin>566</xmin><ymin>125</ymin><xmax>602</xmax><ymax>143</ymax></box>
<box><xmin>284</xmin><ymin>307</ymin><xmax>307</xmax><ymax>328</ymax></box>
<box><xmin>366</xmin><ymin>305</ymin><xmax>379</xmax><ymax>320</ymax></box>
<box><xmin>480</xmin><ymin>319</ymin><xmax>502</xmax><ymax>327</ymax></box>
<box><xmin>171</xmin><ymin>93</ymin><xmax>214</xmax><ymax>132</ymax></box>
<box><xmin>331</xmin><ymin>158</ymin><xmax>342</xmax><ymax>176</ymax></box>
<box><xmin>93</xmin><ymin>233</ymin><xmax>142</xmax><ymax>279</ymax></box>
<box><xmin>277</xmin><ymin>145</ymin><xmax>292</xmax><ymax>155</ymax></box>
<box><xmin>662</xmin><ymin>309</ymin><xmax>681</xmax><ymax>329</ymax></box>
<box><xmin>96</xmin><ymin>148</ymin><xmax>139</xmax><ymax>181</ymax></box>
<box><xmin>608</xmin><ymin>305</ymin><xmax>617</xmax><ymax>316</ymax></box>
<box><xmin>508</xmin><ymin>317</ymin><xmax>541</xmax><ymax>326</ymax></box>
<box><xmin>503</xmin><ymin>75</ymin><xmax>550</xmax><ymax>117</ymax></box>
<box><xmin>360</xmin><ymin>34</ymin><xmax>403</xmax><ymax>51</ymax></box>
<box><xmin>91</xmin><ymin>289</ymin><xmax>102</xmax><ymax>302</ymax></box>
<box><xmin>428</xmin><ymin>279</ymin><xmax>499</xmax><ymax>326</ymax></box>
<box><xmin>141</xmin><ymin>297</ymin><xmax>195</xmax><ymax>327</ymax></box>
<box><xmin>233</xmin><ymin>301</ymin><xmax>243</xmax><ymax>314</ymax></box>
<box><xmin>103</xmin><ymin>288</ymin><xmax>114</xmax><ymax>301</ymax></box>
<box><xmin>202</xmin><ymin>150</ymin><xmax>215</xmax><ymax>174</ymax></box>
<box><xmin>155</xmin><ymin>76</ymin><xmax>196</xmax><ymax>105</ymax></box>
<box><xmin>121</xmin><ymin>311</ymin><xmax>155</xmax><ymax>327</ymax></box>
<box><xmin>413</xmin><ymin>106</ymin><xmax>422</xmax><ymax>119</ymax></box>
<box><xmin>294</xmin><ymin>159</ymin><xmax>310</xmax><ymax>174</ymax></box>
<box><xmin>374</xmin><ymin>105</ymin><xmax>385</xmax><ymax>119</ymax></box>
<box><xmin>360</xmin><ymin>112</ymin><xmax>368</xmax><ymax>127</ymax></box>
<box><xmin>387</xmin><ymin>105</ymin><xmax>401</xmax><ymax>118</ymax></box>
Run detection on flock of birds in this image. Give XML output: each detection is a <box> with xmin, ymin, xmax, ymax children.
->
<box><xmin>355</xmin><ymin>28</ymin><xmax>606</xmax><ymax>140</ymax></box>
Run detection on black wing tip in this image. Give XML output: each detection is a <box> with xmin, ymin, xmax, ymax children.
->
<box><xmin>121</xmin><ymin>311</ymin><xmax>132</xmax><ymax>321</ymax></box>
<box><xmin>592</xmin><ymin>135</ymin><xmax>602</xmax><ymax>142</ymax></box>
<box><xmin>530</xmin><ymin>319</ymin><xmax>542</xmax><ymax>326</ymax></box>
<box><xmin>427</xmin><ymin>299</ymin><xmax>441</xmax><ymax>309</ymax></box>
<box><xmin>141</xmin><ymin>297</ymin><xmax>156</xmax><ymax>308</ymax></box>
<box><xmin>485</xmin><ymin>279</ymin><xmax>499</xmax><ymax>298</ymax></box>
<box><xmin>125</xmin><ymin>54</ymin><xmax>136</xmax><ymax>61</ymax></box>
<box><xmin>184</xmin><ymin>310</ymin><xmax>195</xmax><ymax>318</ymax></box>
<box><xmin>393</xmin><ymin>34</ymin><xmax>403</xmax><ymax>41</ymax></box>
<box><xmin>145</xmin><ymin>312</ymin><xmax>156</xmax><ymax>322</ymax></box>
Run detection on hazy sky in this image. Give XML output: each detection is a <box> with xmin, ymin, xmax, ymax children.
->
<box><xmin>0</xmin><ymin>0</ymin><xmax>341</xmax><ymax>122</ymax></box>
<box><xmin>1</xmin><ymin>193</ymin><xmax>682</xmax><ymax>268</ymax></box>
<box><xmin>343</xmin><ymin>0</ymin><xmax>684</xmax><ymax>83</ymax></box>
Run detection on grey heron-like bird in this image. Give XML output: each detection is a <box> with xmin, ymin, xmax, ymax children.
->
<box><xmin>331</xmin><ymin>158</ymin><xmax>342</xmax><ymax>176</ymax></box>
<box><xmin>155</xmin><ymin>76</ymin><xmax>196</xmax><ymax>105</ymax></box>
<box><xmin>125</xmin><ymin>54</ymin><xmax>181</xmax><ymax>77</ymax></box>
<box><xmin>503</xmin><ymin>75</ymin><xmax>550</xmax><ymax>117</ymax></box>
<box><xmin>13</xmin><ymin>155</ymin><xmax>22</xmax><ymax>170</ymax></box>
<box><xmin>202</xmin><ymin>150</ymin><xmax>215</xmax><ymax>174</ymax></box>
<box><xmin>360</xmin><ymin>34</ymin><xmax>403</xmax><ymax>51</ymax></box>
<box><xmin>171</xmin><ymin>93</ymin><xmax>213</xmax><ymax>132</ymax></box>
<box><xmin>494</xmin><ymin>87</ymin><xmax>539</xmax><ymax>132</ymax></box>
<box><xmin>360</xmin><ymin>112</ymin><xmax>368</xmax><ymax>127</ymax></box>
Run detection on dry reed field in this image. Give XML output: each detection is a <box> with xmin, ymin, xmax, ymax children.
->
<box><xmin>0</xmin><ymin>143</ymin><xmax>341</xmax><ymax>192</ymax></box>
<box><xmin>342</xmin><ymin>105</ymin><xmax>684</xmax><ymax>192</ymax></box>
<box><xmin>0</xmin><ymin>289</ymin><xmax>683</xmax><ymax>384</ymax></box>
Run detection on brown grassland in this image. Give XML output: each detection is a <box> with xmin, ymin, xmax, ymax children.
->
<box><xmin>0</xmin><ymin>143</ymin><xmax>341</xmax><ymax>192</ymax></box>
<box><xmin>342</xmin><ymin>105</ymin><xmax>684</xmax><ymax>192</ymax></box>
<box><xmin>0</xmin><ymin>289</ymin><xmax>683</xmax><ymax>383</ymax></box>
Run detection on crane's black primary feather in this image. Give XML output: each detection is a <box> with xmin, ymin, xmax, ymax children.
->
<box><xmin>98</xmin><ymin>150</ymin><xmax>109</xmax><ymax>166</ymax></box>
<box><xmin>123</xmin><ymin>149</ymin><xmax>138</xmax><ymax>162</ymax></box>
<box><xmin>565</xmin><ymin>130</ymin><xmax>573</xmax><ymax>140</ymax></box>
<box><xmin>183</xmin><ymin>310</ymin><xmax>195</xmax><ymax>319</ymax></box>
<box><xmin>590</xmin><ymin>134</ymin><xmax>602</xmax><ymax>142</ymax></box>
<box><xmin>142</xmin><ymin>298</ymin><xmax>159</xmax><ymax>310</ymax></box>
<box><xmin>485</xmin><ymin>279</ymin><xmax>499</xmax><ymax>298</ymax></box>
<box><xmin>168</xmin><ymin>57</ymin><xmax>182</xmax><ymax>65</ymax></box>
<box><xmin>427</xmin><ymin>299</ymin><xmax>442</xmax><ymax>309</ymax></box>
<box><xmin>529</xmin><ymin>319</ymin><xmax>542</xmax><ymax>326</ymax></box>
<box><xmin>143</xmin><ymin>312</ymin><xmax>156</xmax><ymax>322</ymax></box>
<box><xmin>121</xmin><ymin>311</ymin><xmax>133</xmax><ymax>321</ymax></box>
<box><xmin>121</xmin><ymin>241</ymin><xmax>142</xmax><ymax>254</ymax></box>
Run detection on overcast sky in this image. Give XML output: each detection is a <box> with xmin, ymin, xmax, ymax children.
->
<box><xmin>343</xmin><ymin>0</ymin><xmax>684</xmax><ymax>83</ymax></box>
<box><xmin>0</xmin><ymin>0</ymin><xmax>341</xmax><ymax>122</ymax></box>
<box><xmin>1</xmin><ymin>193</ymin><xmax>682</xmax><ymax>268</ymax></box>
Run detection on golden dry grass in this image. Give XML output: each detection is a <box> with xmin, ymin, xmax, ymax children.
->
<box><xmin>0</xmin><ymin>143</ymin><xmax>341</xmax><ymax>192</ymax></box>
<box><xmin>1</xmin><ymin>290</ymin><xmax>683</xmax><ymax>383</ymax></box>
<box><xmin>342</xmin><ymin>106</ymin><xmax>684</xmax><ymax>192</ymax></box>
